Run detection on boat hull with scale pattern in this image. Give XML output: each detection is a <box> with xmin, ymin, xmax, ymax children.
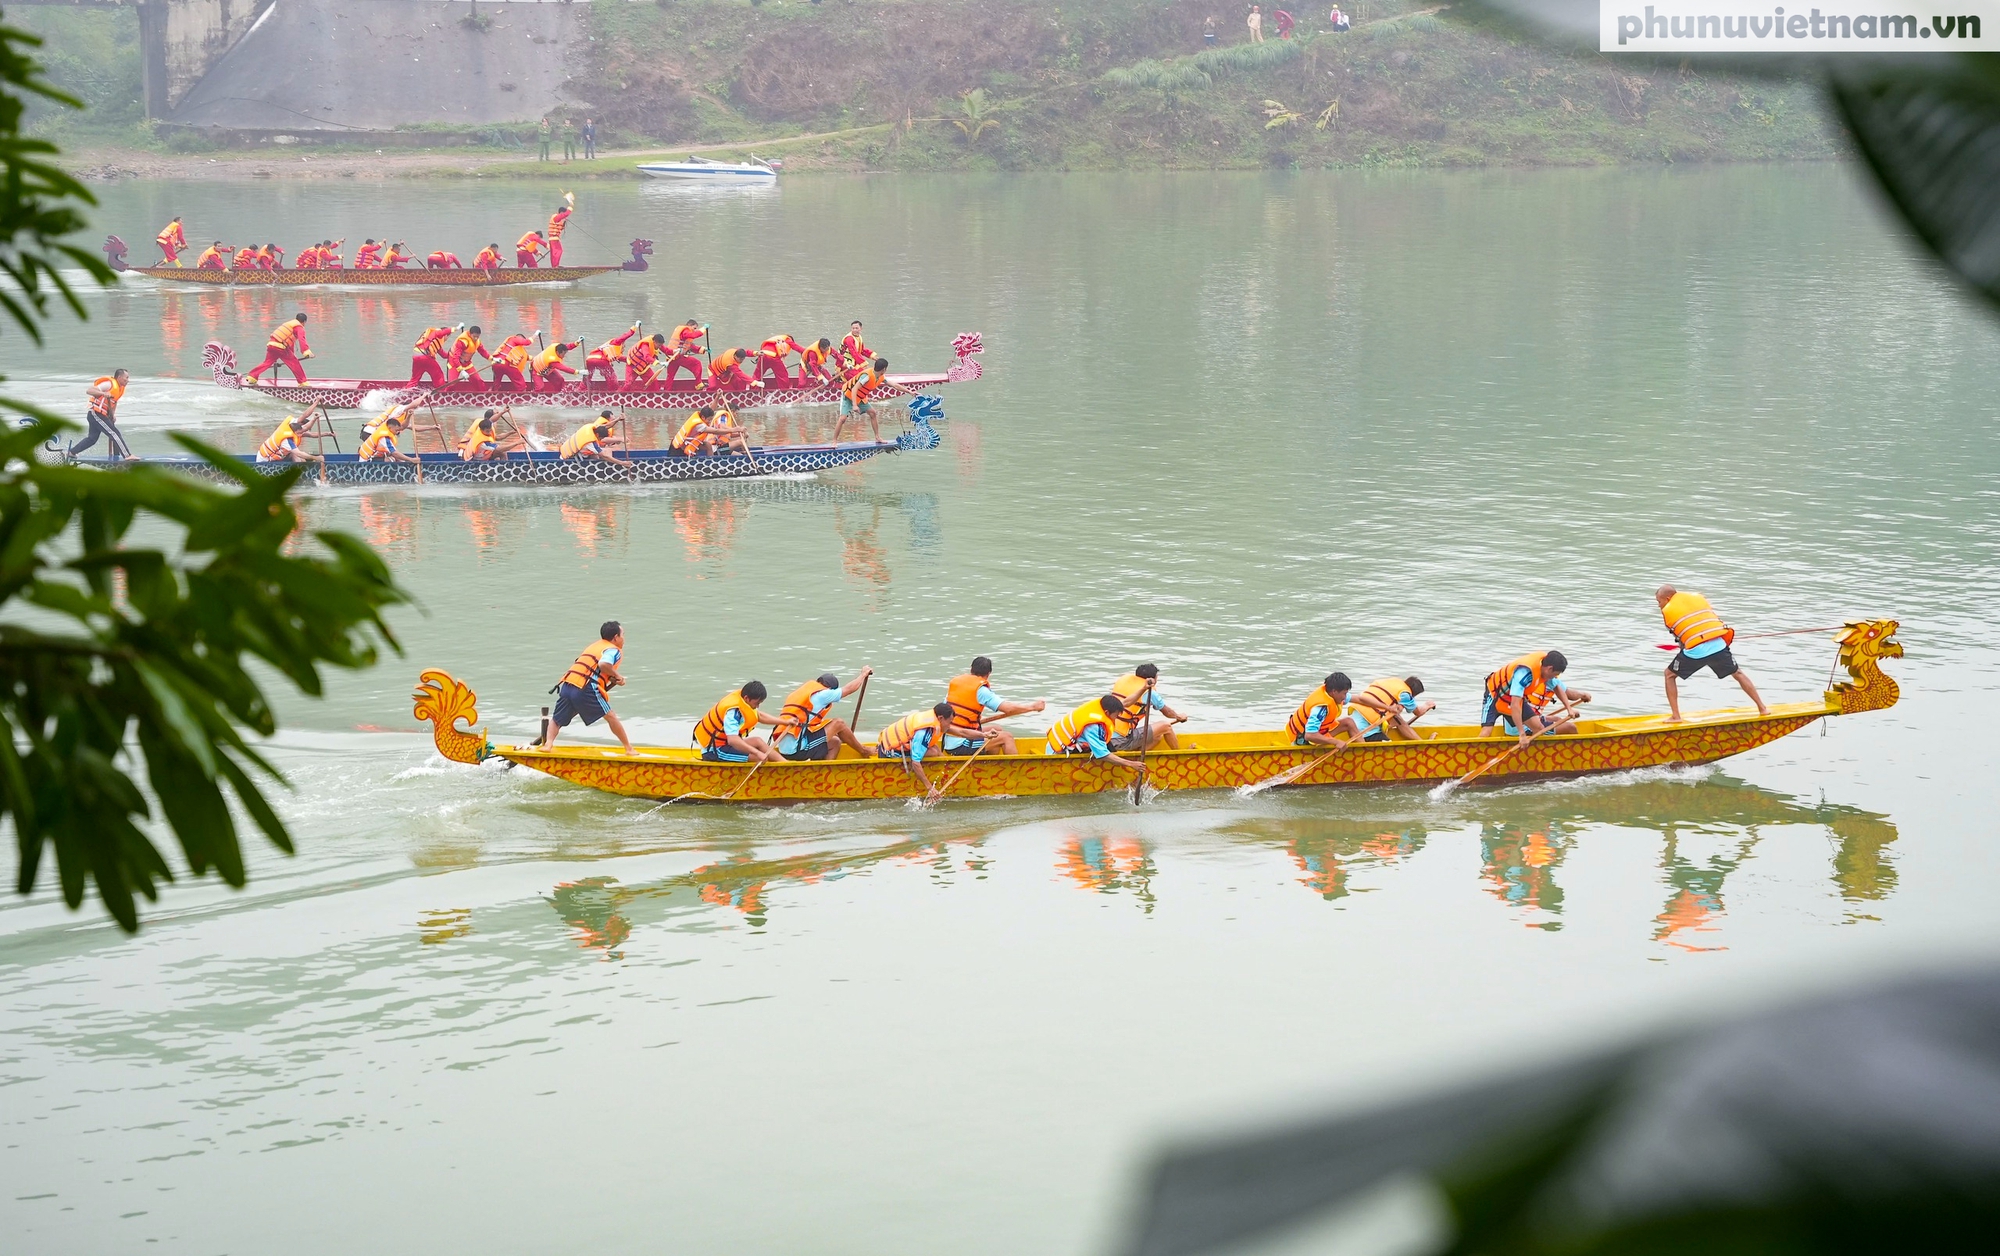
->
<box><xmin>410</xmin><ymin>621</ymin><xmax>1903</xmax><ymax>805</ymax></box>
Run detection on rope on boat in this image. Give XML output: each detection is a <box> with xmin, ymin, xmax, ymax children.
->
<box><xmin>1653</xmin><ymin>624</ymin><xmax>1848</xmax><ymax>650</ymax></box>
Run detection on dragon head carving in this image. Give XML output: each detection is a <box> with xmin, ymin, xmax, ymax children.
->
<box><xmin>201</xmin><ymin>341</ymin><xmax>241</xmax><ymax>389</ymax></box>
<box><xmin>103</xmin><ymin>235</ymin><xmax>130</xmax><ymax>271</ymax></box>
<box><xmin>1827</xmin><ymin>619</ymin><xmax>1903</xmax><ymax>714</ymax></box>
<box><xmin>946</xmin><ymin>332</ymin><xmax>984</xmax><ymax>382</ymax></box>
<box><xmin>412</xmin><ymin>669</ymin><xmax>491</xmax><ymax>764</ymax></box>
<box><xmin>623</xmin><ymin>239</ymin><xmax>654</xmax><ymax>272</ymax></box>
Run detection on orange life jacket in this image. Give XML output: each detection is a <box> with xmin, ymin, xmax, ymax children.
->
<box><xmin>1045</xmin><ymin>699</ymin><xmax>1114</xmax><ymax>755</ymax></box>
<box><xmin>359</xmin><ymin>422</ymin><xmax>402</xmax><ymax>460</ymax></box>
<box><xmin>558</xmin><ymin>421</ymin><xmax>610</xmax><ymax>459</ymax></box>
<box><xmin>267</xmin><ymin>318</ymin><xmax>305</xmax><ymax>351</ymax></box>
<box><xmin>459</xmin><ymin>414</ymin><xmax>498</xmax><ymax>458</ymax></box>
<box><xmin>710</xmin><ymin>348</ymin><xmax>747</xmax><ymax>377</ymax></box>
<box><xmin>841</xmin><ymin>333</ymin><xmax>871</xmax><ymax>366</ymax></box>
<box><xmin>1286</xmin><ymin>684</ymin><xmax>1343</xmax><ymax>741</ymax></box>
<box><xmin>1107</xmin><ymin>674</ymin><xmax>1155</xmax><ymax>736</ymax></box>
<box><xmin>1662</xmin><ymin>592</ymin><xmax>1733</xmax><ymax>652</ymax></box>
<box><xmin>694</xmin><ymin>691</ymin><xmax>761</xmax><ymax>750</ymax></box>
<box><xmin>560</xmin><ymin>638</ymin><xmax>618</xmax><ymax>696</ymax></box>
<box><xmin>845</xmin><ymin>368</ymin><xmax>884</xmax><ymax>403</ymax></box>
<box><xmin>516</xmin><ymin>231</ymin><xmax>544</xmax><ymax>253</ymax></box>
<box><xmin>448</xmin><ymin>332</ymin><xmax>484</xmax><ymax>365</ymax></box>
<box><xmin>548</xmin><ymin>210</ymin><xmax>570</xmax><ymax>239</ymax></box>
<box><xmin>496</xmin><ymin>338</ymin><xmax>532</xmax><ymax>370</ymax></box>
<box><xmin>256</xmin><ymin>416</ymin><xmax>299</xmax><ymax>461</ymax></box>
<box><xmin>414</xmin><ymin>326</ymin><xmax>453</xmax><ymax>355</ymax></box>
<box><xmin>760</xmin><ymin>335</ymin><xmax>798</xmax><ymax>357</ymax></box>
<box><xmin>946</xmin><ymin>674</ymin><xmax>991</xmax><ymax>736</ymax></box>
<box><xmin>777</xmin><ymin>680</ymin><xmax>837</xmax><ymax>738</ymax></box>
<box><xmin>355</xmin><ymin>242</ymin><xmax>383</xmax><ymax>267</ymax></box>
<box><xmin>533</xmin><ymin>344</ymin><xmax>574</xmax><ymax>375</ymax></box>
<box><xmin>802</xmin><ymin>344</ymin><xmax>831</xmax><ymax>374</ymax></box>
<box><xmin>195</xmin><ymin>246</ymin><xmax>225</xmax><ymax>268</ymax></box>
<box><xmin>626</xmin><ymin>339</ymin><xmax>660</xmax><ymax>370</ymax></box>
<box><xmin>671</xmin><ymin>414</ymin><xmax>707</xmax><ymax>452</ymax></box>
<box><xmin>88</xmin><ymin>375</ymin><xmax>124</xmax><ymax>418</ymax></box>
<box><xmin>1361</xmin><ymin>678</ymin><xmax>1411</xmax><ymax>710</ymax></box>
<box><xmin>594</xmin><ymin>328</ymin><xmax>635</xmax><ymax>362</ymax></box>
<box><xmin>1485</xmin><ymin>653</ymin><xmax>1555</xmax><ymax>709</ymax></box>
<box><xmin>877</xmin><ymin>709</ymin><xmax>940</xmax><ymax>756</ymax></box>
<box><xmin>232</xmin><ymin>247</ymin><xmax>258</xmax><ymax>268</ymax></box>
<box><xmin>157</xmin><ymin>221</ymin><xmax>184</xmax><ymax>248</ymax></box>
<box><xmin>670</xmin><ymin>323</ymin><xmax>703</xmax><ymax>351</ymax></box>
<box><xmin>474</xmin><ymin>247</ymin><xmax>502</xmax><ymax>268</ymax></box>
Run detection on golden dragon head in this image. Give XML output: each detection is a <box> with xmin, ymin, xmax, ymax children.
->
<box><xmin>1827</xmin><ymin>619</ymin><xmax>1903</xmax><ymax>715</ymax></box>
<box><xmin>412</xmin><ymin>669</ymin><xmax>490</xmax><ymax>764</ymax></box>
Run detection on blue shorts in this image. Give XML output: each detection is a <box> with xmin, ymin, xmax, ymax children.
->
<box><xmin>1481</xmin><ymin>692</ymin><xmax>1546</xmax><ymax>735</ymax></box>
<box><xmin>701</xmin><ymin>745</ymin><xmax>750</xmax><ymax>764</ymax></box>
<box><xmin>551</xmin><ymin>681</ymin><xmax>608</xmax><ymax>729</ymax></box>
<box><xmin>781</xmin><ymin>730</ymin><xmax>830</xmax><ymax>762</ymax></box>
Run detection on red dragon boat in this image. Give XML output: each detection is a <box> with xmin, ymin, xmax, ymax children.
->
<box><xmin>103</xmin><ymin>235</ymin><xmax>652</xmax><ymax>287</ymax></box>
<box><xmin>199</xmin><ymin>333</ymin><xmax>986</xmax><ymax>412</ymax></box>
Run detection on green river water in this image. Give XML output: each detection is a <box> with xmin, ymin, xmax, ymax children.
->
<box><xmin>2</xmin><ymin>167</ymin><xmax>1997</xmax><ymax>1255</ymax></box>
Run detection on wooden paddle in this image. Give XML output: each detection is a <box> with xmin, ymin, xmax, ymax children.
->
<box><xmin>1129</xmin><ymin>684</ymin><xmax>1155</xmax><ymax>806</ymax></box>
<box><xmin>1239</xmin><ymin>708</ymin><xmax>1394</xmax><ymax>797</ymax></box>
<box><xmin>1434</xmin><ymin>709</ymin><xmax>1564</xmax><ymax>799</ymax></box>
<box><xmin>847</xmin><ymin>671</ymin><xmax>871</xmax><ymax>732</ymax></box>
<box><xmin>930</xmin><ymin>735</ymin><xmax>988</xmax><ymax>803</ymax></box>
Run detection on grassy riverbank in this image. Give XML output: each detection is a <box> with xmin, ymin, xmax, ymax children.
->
<box><xmin>25</xmin><ymin>0</ymin><xmax>1839</xmax><ymax>175</ymax></box>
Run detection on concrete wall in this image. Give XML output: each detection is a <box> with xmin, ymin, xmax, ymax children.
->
<box><xmin>147</xmin><ymin>0</ymin><xmax>269</xmax><ymax>113</ymax></box>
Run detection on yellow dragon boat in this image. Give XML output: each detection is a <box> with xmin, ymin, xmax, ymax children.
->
<box><xmin>412</xmin><ymin>620</ymin><xmax>1901</xmax><ymax>805</ymax></box>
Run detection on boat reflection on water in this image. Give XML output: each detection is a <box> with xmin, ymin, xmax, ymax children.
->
<box><xmin>562</xmin><ymin>497</ymin><xmax>626</xmax><ymax>557</ymax></box>
<box><xmin>1481</xmin><ymin>823</ymin><xmax>1573</xmax><ymax>930</ymax></box>
<box><xmin>1057</xmin><ymin>833</ymin><xmax>1157</xmax><ymax>910</ymax></box>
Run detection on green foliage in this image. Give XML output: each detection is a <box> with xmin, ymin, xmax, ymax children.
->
<box><xmin>6</xmin><ymin>6</ymin><xmax>143</xmax><ymax>139</ymax></box>
<box><xmin>0</xmin><ymin>422</ymin><xmax>408</xmax><ymax>932</ymax></box>
<box><xmin>0</xmin><ymin>5</ymin><xmax>410</xmax><ymax>932</ymax></box>
<box><xmin>1104</xmin><ymin>59</ymin><xmax>1214</xmax><ymax>93</ymax></box>
<box><xmin>950</xmin><ymin>89</ymin><xmax>1000</xmax><ymax>146</ymax></box>
<box><xmin>1104</xmin><ymin>34</ymin><xmax>1308</xmax><ymax>96</ymax></box>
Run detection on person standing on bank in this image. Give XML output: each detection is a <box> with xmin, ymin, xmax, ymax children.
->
<box><xmin>561</xmin><ymin>117</ymin><xmax>578</xmax><ymax>163</ymax></box>
<box><xmin>582</xmin><ymin>118</ymin><xmax>597</xmax><ymax>159</ymax></box>
<box><xmin>71</xmin><ymin>369</ymin><xmax>132</xmax><ymax>460</ymax></box>
<box><xmin>1657</xmin><ymin>585</ymin><xmax>1769</xmax><ymax>720</ymax></box>
<box><xmin>537</xmin><ymin>117</ymin><xmax>553</xmax><ymax>162</ymax></box>
<box><xmin>1248</xmin><ymin>4</ymin><xmax>1265</xmax><ymax>41</ymax></box>
<box><xmin>543</xmin><ymin>622</ymin><xmax>632</xmax><ymax>753</ymax></box>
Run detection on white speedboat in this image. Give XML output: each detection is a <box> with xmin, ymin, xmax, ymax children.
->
<box><xmin>635</xmin><ymin>155</ymin><xmax>778</xmax><ymax>182</ymax></box>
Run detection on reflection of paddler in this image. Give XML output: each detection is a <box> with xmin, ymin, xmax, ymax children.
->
<box><xmin>1044</xmin><ymin>695</ymin><xmax>1144</xmax><ymax>771</ymax></box>
<box><xmin>772</xmin><ymin>668</ymin><xmax>873</xmax><ymax>761</ymax></box>
<box><xmin>1106</xmin><ymin>663</ymin><xmax>1188</xmax><ymax>752</ymax></box>
<box><xmin>695</xmin><ymin>681</ymin><xmax>779</xmax><ymax>763</ymax></box>
<box><xmin>876</xmin><ymin>703</ymin><xmax>983</xmax><ymax>798</ymax></box>
<box><xmin>558</xmin><ymin>411</ymin><xmax>623</xmax><ymax>464</ymax></box>
<box><xmin>542</xmin><ymin>622</ymin><xmax>633</xmax><ymax>753</ymax></box>
<box><xmin>1657</xmin><ymin>585</ymin><xmax>1768</xmax><ymax>720</ymax></box>
<box><xmin>1350</xmin><ymin>676</ymin><xmax>1433</xmax><ymax>741</ymax></box>
<box><xmin>942</xmin><ymin>656</ymin><xmax>1046</xmax><ymax>756</ymax></box>
<box><xmin>1286</xmin><ymin>672</ymin><xmax>1359</xmax><ymax>746</ymax></box>
<box><xmin>1479</xmin><ymin>652</ymin><xmax>1590</xmax><ymax>746</ymax></box>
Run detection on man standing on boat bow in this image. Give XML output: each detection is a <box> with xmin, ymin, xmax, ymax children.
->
<box><xmin>1658</xmin><ymin>585</ymin><xmax>1769</xmax><ymax>720</ymax></box>
<box><xmin>543</xmin><ymin>623</ymin><xmax>633</xmax><ymax>754</ymax></box>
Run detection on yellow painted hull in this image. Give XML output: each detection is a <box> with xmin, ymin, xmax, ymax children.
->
<box><xmin>409</xmin><ymin>620</ymin><xmax>1902</xmax><ymax>806</ymax></box>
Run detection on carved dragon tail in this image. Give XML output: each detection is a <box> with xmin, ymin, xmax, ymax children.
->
<box><xmin>412</xmin><ymin>669</ymin><xmax>492</xmax><ymax>764</ymax></box>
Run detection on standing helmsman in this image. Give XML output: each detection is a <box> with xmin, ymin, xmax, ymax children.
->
<box><xmin>71</xmin><ymin>369</ymin><xmax>132</xmax><ymax>460</ymax></box>
<box><xmin>543</xmin><ymin>621</ymin><xmax>633</xmax><ymax>753</ymax></box>
<box><xmin>1657</xmin><ymin>585</ymin><xmax>1769</xmax><ymax>721</ymax></box>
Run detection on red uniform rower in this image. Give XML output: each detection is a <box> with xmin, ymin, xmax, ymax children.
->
<box><xmin>799</xmin><ymin>338</ymin><xmax>837</xmax><ymax>385</ymax></box>
<box><xmin>382</xmin><ymin>242</ymin><xmax>412</xmax><ymax>269</ymax></box>
<box><xmin>155</xmin><ymin>218</ymin><xmax>187</xmax><ymax>266</ymax></box>
<box><xmin>585</xmin><ymin>323</ymin><xmax>641</xmax><ymax>388</ymax></box>
<box><xmin>445</xmin><ymin>326</ymin><xmax>491</xmax><ymax>383</ymax></box>
<box><xmin>427</xmin><ymin>250</ymin><xmax>463</xmax><ymax>269</ymax></box>
<box><xmin>706</xmin><ymin>347</ymin><xmax>758</xmax><ymax>392</ymax></box>
<box><xmin>755</xmin><ymin>334</ymin><xmax>803</xmax><ymax>388</ymax></box>
<box><xmin>623</xmin><ymin>334</ymin><xmax>666</xmax><ymax>389</ymax></box>
<box><xmin>515</xmin><ymin>231</ymin><xmax>547</xmax><ymax>269</ymax></box>
<box><xmin>663</xmin><ymin>320</ymin><xmax>705</xmax><ymax>387</ymax></box>
<box><xmin>231</xmin><ymin>246</ymin><xmax>259</xmax><ymax>270</ymax></box>
<box><xmin>354</xmin><ymin>240</ymin><xmax>384</xmax><ymax>269</ymax></box>
<box><xmin>410</xmin><ymin>324</ymin><xmax>456</xmax><ymax>386</ymax></box>
<box><xmin>473</xmin><ymin>244</ymin><xmax>503</xmax><ymax>272</ymax></box>
<box><xmin>243</xmin><ymin>312</ymin><xmax>312</xmax><ymax>384</ymax></box>
<box><xmin>532</xmin><ymin>341</ymin><xmax>582</xmax><ymax>391</ymax></box>
<box><xmin>839</xmin><ymin>321</ymin><xmax>873</xmax><ymax>371</ymax></box>
<box><xmin>194</xmin><ymin>242</ymin><xmax>228</xmax><ymax>270</ymax></box>
<box><xmin>491</xmin><ymin>335</ymin><xmax>534</xmax><ymax>389</ymax></box>
<box><xmin>546</xmin><ymin>205</ymin><xmax>571</xmax><ymax>268</ymax></box>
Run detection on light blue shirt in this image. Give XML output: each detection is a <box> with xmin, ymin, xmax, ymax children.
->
<box><xmin>906</xmin><ymin>726</ymin><xmax>937</xmax><ymax>762</ymax></box>
<box><xmin>1079</xmin><ymin>723</ymin><xmax>1112</xmax><ymax>759</ymax></box>
<box><xmin>1506</xmin><ymin>667</ymin><xmax>1567</xmax><ymax>699</ymax></box>
<box><xmin>1684</xmin><ymin>638</ymin><xmax>1726</xmax><ymax>660</ymax></box>
<box><xmin>776</xmin><ymin>686</ymin><xmax>843</xmax><ymax>755</ymax></box>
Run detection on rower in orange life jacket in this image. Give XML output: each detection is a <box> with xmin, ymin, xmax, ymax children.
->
<box><xmin>832</xmin><ymin>357</ymin><xmax>888</xmax><ymax>444</ymax></box>
<box><xmin>491</xmin><ymin>334</ymin><xmax>534</xmax><ymax>389</ymax></box>
<box><xmin>427</xmin><ymin>250</ymin><xmax>463</xmax><ymax>270</ymax></box>
<box><xmin>541</xmin><ymin>621</ymin><xmax>633</xmax><ymax>753</ymax></box>
<box><xmin>256</xmin><ymin>243</ymin><xmax>284</xmax><ymax>270</ymax></box>
<box><xmin>585</xmin><ymin>323</ymin><xmax>642</xmax><ymax>388</ymax></box>
<box><xmin>1656</xmin><ymin>584</ymin><xmax>1768</xmax><ymax>720</ymax></box>
<box><xmin>664</xmin><ymin>320</ymin><xmax>706</xmax><ymax>387</ymax></box>
<box><xmin>256</xmin><ymin>407</ymin><xmax>329</xmax><ymax>479</ymax></box>
<box><xmin>382</xmin><ymin>241</ymin><xmax>413</xmax><ymax>269</ymax></box>
<box><xmin>358</xmin><ymin>409</ymin><xmax>419</xmax><ymax>464</ymax></box>
<box><xmin>1104</xmin><ymin>663</ymin><xmax>1189</xmax><ymax>752</ymax></box>
<box><xmin>70</xmin><ymin>369</ymin><xmax>132</xmax><ymax>460</ymax></box>
<box><xmin>558</xmin><ymin>411</ymin><xmax>623</xmax><ymax>463</ymax></box>
<box><xmin>622</xmin><ymin>334</ymin><xmax>667</xmax><ymax>388</ymax></box>
<box><xmin>706</xmin><ymin>346</ymin><xmax>758</xmax><ymax>392</ymax></box>
<box><xmin>695</xmin><ymin>681</ymin><xmax>779</xmax><ymax>764</ymax></box>
<box><xmin>194</xmin><ymin>242</ymin><xmax>228</xmax><ymax>270</ymax></box>
<box><xmin>1044</xmin><ymin>695</ymin><xmax>1145</xmax><ymax>772</ymax></box>
<box><xmin>354</xmin><ymin>239</ymin><xmax>384</xmax><ymax>269</ymax></box>
<box><xmin>1349</xmin><ymin>675</ymin><xmax>1433</xmax><ymax>742</ymax></box>
<box><xmin>799</xmin><ymin>338</ymin><xmax>837</xmax><ymax>385</ymax></box>
<box><xmin>294</xmin><ymin>243</ymin><xmax>322</xmax><ymax>270</ymax></box>
<box><xmin>230</xmin><ymin>246</ymin><xmax>258</xmax><ymax>269</ymax></box>
<box><xmin>458</xmin><ymin>408</ymin><xmax>511</xmax><ymax>462</ymax></box>
<box><xmin>445</xmin><ymin>326</ymin><xmax>490</xmax><ymax>383</ymax></box>
<box><xmin>1287</xmin><ymin>673</ymin><xmax>1359</xmax><ymax>747</ymax></box>
<box><xmin>840</xmin><ymin>320</ymin><xmax>873</xmax><ymax>371</ymax></box>
<box><xmin>1480</xmin><ymin>651</ymin><xmax>1591</xmax><ymax>746</ymax></box>
<box><xmin>941</xmin><ymin>656</ymin><xmax>1047</xmax><ymax>756</ymax></box>
<box><xmin>754</xmin><ymin>334</ymin><xmax>803</xmax><ymax>388</ymax></box>
<box><xmin>771</xmin><ymin>667</ymin><xmax>873</xmax><ymax>762</ymax></box>
<box><xmin>409</xmin><ymin>323</ymin><xmax>459</xmax><ymax>386</ymax></box>
<box><xmin>243</xmin><ymin>312</ymin><xmax>312</xmax><ymax>384</ymax></box>
<box><xmin>876</xmin><ymin>702</ymin><xmax>984</xmax><ymax>798</ymax></box>
<box><xmin>533</xmin><ymin>340</ymin><xmax>582</xmax><ymax>390</ymax></box>
<box><xmin>473</xmin><ymin>243</ymin><xmax>503</xmax><ymax>272</ymax></box>
<box><xmin>516</xmin><ymin>230</ymin><xmax>547</xmax><ymax>269</ymax></box>
<box><xmin>319</xmin><ymin>239</ymin><xmax>346</xmax><ymax>268</ymax></box>
<box><xmin>672</xmin><ymin>407</ymin><xmax>722</xmax><ymax>456</ymax></box>
<box><xmin>155</xmin><ymin>217</ymin><xmax>187</xmax><ymax>266</ymax></box>
<box><xmin>546</xmin><ymin>205</ymin><xmax>571</xmax><ymax>267</ymax></box>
